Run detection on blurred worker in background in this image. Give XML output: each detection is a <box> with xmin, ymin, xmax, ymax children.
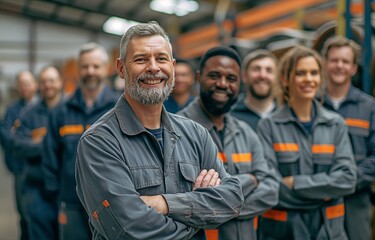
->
<box><xmin>258</xmin><ymin>46</ymin><xmax>356</xmax><ymax>239</ymax></box>
<box><xmin>0</xmin><ymin>70</ymin><xmax>38</xmax><ymax>240</ymax></box>
<box><xmin>321</xmin><ymin>36</ymin><xmax>375</xmax><ymax>240</ymax></box>
<box><xmin>231</xmin><ymin>49</ymin><xmax>278</xmax><ymax>130</ymax></box>
<box><xmin>42</xmin><ymin>42</ymin><xmax>118</xmax><ymax>240</ymax></box>
<box><xmin>12</xmin><ymin>65</ymin><xmax>64</xmax><ymax>240</ymax></box>
<box><xmin>163</xmin><ymin>58</ymin><xmax>195</xmax><ymax>113</ymax></box>
<box><xmin>179</xmin><ymin>46</ymin><xmax>279</xmax><ymax>240</ymax></box>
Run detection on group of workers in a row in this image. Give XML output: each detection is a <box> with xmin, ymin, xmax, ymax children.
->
<box><xmin>1</xmin><ymin>21</ymin><xmax>374</xmax><ymax>240</ymax></box>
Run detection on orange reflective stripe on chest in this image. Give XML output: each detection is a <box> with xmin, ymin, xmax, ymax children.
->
<box><xmin>345</xmin><ymin>118</ymin><xmax>369</xmax><ymax>129</ymax></box>
<box><xmin>326</xmin><ymin>203</ymin><xmax>345</xmax><ymax>219</ymax></box>
<box><xmin>311</xmin><ymin>144</ymin><xmax>335</xmax><ymax>154</ymax></box>
<box><xmin>262</xmin><ymin>209</ymin><xmax>287</xmax><ymax>222</ymax></box>
<box><xmin>59</xmin><ymin>125</ymin><xmax>84</xmax><ymax>137</ymax></box>
<box><xmin>273</xmin><ymin>143</ymin><xmax>299</xmax><ymax>152</ymax></box>
<box><xmin>217</xmin><ymin>152</ymin><xmax>252</xmax><ymax>163</ymax></box>
<box><xmin>31</xmin><ymin>127</ymin><xmax>47</xmax><ymax>139</ymax></box>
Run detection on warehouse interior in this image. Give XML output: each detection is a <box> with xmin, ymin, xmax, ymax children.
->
<box><xmin>0</xmin><ymin>0</ymin><xmax>374</xmax><ymax>239</ymax></box>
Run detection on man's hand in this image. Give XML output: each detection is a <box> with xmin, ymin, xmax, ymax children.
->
<box><xmin>140</xmin><ymin>195</ymin><xmax>169</xmax><ymax>215</ymax></box>
<box><xmin>283</xmin><ymin>176</ymin><xmax>294</xmax><ymax>189</ymax></box>
<box><xmin>193</xmin><ymin>169</ymin><xmax>221</xmax><ymax>190</ymax></box>
<box><xmin>249</xmin><ymin>174</ymin><xmax>258</xmax><ymax>187</ymax></box>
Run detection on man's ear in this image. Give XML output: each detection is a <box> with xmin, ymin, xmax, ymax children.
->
<box><xmin>351</xmin><ymin>63</ymin><xmax>358</xmax><ymax>77</ymax></box>
<box><xmin>116</xmin><ymin>58</ymin><xmax>125</xmax><ymax>79</ymax></box>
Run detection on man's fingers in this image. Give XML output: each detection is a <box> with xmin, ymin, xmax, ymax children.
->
<box><xmin>207</xmin><ymin>172</ymin><xmax>219</xmax><ymax>187</ymax></box>
<box><xmin>201</xmin><ymin>169</ymin><xmax>216</xmax><ymax>188</ymax></box>
<box><xmin>193</xmin><ymin>169</ymin><xmax>207</xmax><ymax>190</ymax></box>
<box><xmin>215</xmin><ymin>178</ymin><xmax>221</xmax><ymax>187</ymax></box>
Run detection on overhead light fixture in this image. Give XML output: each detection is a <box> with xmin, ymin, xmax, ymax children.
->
<box><xmin>103</xmin><ymin>17</ymin><xmax>140</xmax><ymax>35</ymax></box>
<box><xmin>150</xmin><ymin>0</ymin><xmax>199</xmax><ymax>17</ymax></box>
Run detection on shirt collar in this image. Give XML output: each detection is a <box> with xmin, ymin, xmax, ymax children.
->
<box><xmin>115</xmin><ymin>95</ymin><xmax>180</xmax><ymax>137</ymax></box>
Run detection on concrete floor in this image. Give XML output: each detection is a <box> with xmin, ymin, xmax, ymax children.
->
<box><xmin>0</xmin><ymin>148</ymin><xmax>19</xmax><ymax>240</ymax></box>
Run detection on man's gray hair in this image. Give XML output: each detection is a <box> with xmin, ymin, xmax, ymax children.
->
<box><xmin>119</xmin><ymin>21</ymin><xmax>171</xmax><ymax>62</ymax></box>
<box><xmin>79</xmin><ymin>42</ymin><xmax>109</xmax><ymax>63</ymax></box>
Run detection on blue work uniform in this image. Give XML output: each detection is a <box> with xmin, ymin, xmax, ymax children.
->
<box><xmin>1</xmin><ymin>96</ymin><xmax>37</xmax><ymax>240</ymax></box>
<box><xmin>257</xmin><ymin>101</ymin><xmax>356</xmax><ymax>240</ymax></box>
<box><xmin>178</xmin><ymin>98</ymin><xmax>279</xmax><ymax>240</ymax></box>
<box><xmin>231</xmin><ymin>96</ymin><xmax>277</xmax><ymax>130</ymax></box>
<box><xmin>321</xmin><ymin>86</ymin><xmax>375</xmax><ymax>240</ymax></box>
<box><xmin>13</xmin><ymin>99</ymin><xmax>63</xmax><ymax>240</ymax></box>
<box><xmin>75</xmin><ymin>95</ymin><xmax>244</xmax><ymax>240</ymax></box>
<box><xmin>163</xmin><ymin>94</ymin><xmax>195</xmax><ymax>113</ymax></box>
<box><xmin>2</xmin><ymin>99</ymin><xmax>32</xmax><ymax>173</ymax></box>
<box><xmin>42</xmin><ymin>86</ymin><xmax>117</xmax><ymax>240</ymax></box>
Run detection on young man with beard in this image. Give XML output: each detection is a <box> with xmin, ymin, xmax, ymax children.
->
<box><xmin>12</xmin><ymin>66</ymin><xmax>64</xmax><ymax>240</ymax></box>
<box><xmin>42</xmin><ymin>43</ymin><xmax>118</xmax><ymax>240</ymax></box>
<box><xmin>163</xmin><ymin>58</ymin><xmax>195</xmax><ymax>113</ymax></box>
<box><xmin>75</xmin><ymin>22</ymin><xmax>243</xmax><ymax>240</ymax></box>
<box><xmin>231</xmin><ymin>50</ymin><xmax>278</xmax><ymax>130</ymax></box>
<box><xmin>320</xmin><ymin>36</ymin><xmax>375</xmax><ymax>240</ymax></box>
<box><xmin>178</xmin><ymin>46</ymin><xmax>279</xmax><ymax>240</ymax></box>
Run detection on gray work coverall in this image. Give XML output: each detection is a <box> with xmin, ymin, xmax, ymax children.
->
<box><xmin>178</xmin><ymin>98</ymin><xmax>279</xmax><ymax>240</ymax></box>
<box><xmin>257</xmin><ymin>101</ymin><xmax>356</xmax><ymax>240</ymax></box>
<box><xmin>75</xmin><ymin>96</ymin><xmax>244</xmax><ymax>240</ymax></box>
<box><xmin>322</xmin><ymin>86</ymin><xmax>375</xmax><ymax>240</ymax></box>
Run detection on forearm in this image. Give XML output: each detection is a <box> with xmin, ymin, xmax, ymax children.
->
<box><xmin>237</xmin><ymin>175</ymin><xmax>279</xmax><ymax>219</ymax></box>
<box><xmin>163</xmin><ymin>175</ymin><xmax>243</xmax><ymax>229</ymax></box>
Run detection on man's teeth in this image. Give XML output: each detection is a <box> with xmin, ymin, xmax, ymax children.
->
<box><xmin>143</xmin><ymin>79</ymin><xmax>162</xmax><ymax>84</ymax></box>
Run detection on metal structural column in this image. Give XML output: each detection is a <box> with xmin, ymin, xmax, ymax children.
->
<box><xmin>362</xmin><ymin>0</ymin><xmax>372</xmax><ymax>94</ymax></box>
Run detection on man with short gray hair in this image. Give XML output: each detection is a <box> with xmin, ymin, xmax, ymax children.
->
<box><xmin>42</xmin><ymin>42</ymin><xmax>118</xmax><ymax>239</ymax></box>
<box><xmin>76</xmin><ymin>21</ymin><xmax>243</xmax><ymax>240</ymax></box>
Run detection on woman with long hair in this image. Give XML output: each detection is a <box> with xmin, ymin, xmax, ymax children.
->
<box><xmin>257</xmin><ymin>46</ymin><xmax>356</xmax><ymax>239</ymax></box>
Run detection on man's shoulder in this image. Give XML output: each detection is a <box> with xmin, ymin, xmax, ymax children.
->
<box><xmin>82</xmin><ymin>108</ymin><xmax>117</xmax><ymax>137</ymax></box>
<box><xmin>169</xmin><ymin>112</ymin><xmax>208</xmax><ymax>135</ymax></box>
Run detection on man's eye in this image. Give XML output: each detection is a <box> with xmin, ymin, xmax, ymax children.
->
<box><xmin>158</xmin><ymin>57</ymin><xmax>168</xmax><ymax>62</ymax></box>
<box><xmin>227</xmin><ymin>76</ymin><xmax>238</xmax><ymax>82</ymax></box>
<box><xmin>208</xmin><ymin>74</ymin><xmax>220</xmax><ymax>79</ymax></box>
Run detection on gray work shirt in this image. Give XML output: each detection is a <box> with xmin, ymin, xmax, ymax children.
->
<box><xmin>75</xmin><ymin>96</ymin><xmax>244</xmax><ymax>240</ymax></box>
<box><xmin>179</xmin><ymin>98</ymin><xmax>279</xmax><ymax>240</ymax></box>
<box><xmin>257</xmin><ymin>101</ymin><xmax>356</xmax><ymax>239</ymax></box>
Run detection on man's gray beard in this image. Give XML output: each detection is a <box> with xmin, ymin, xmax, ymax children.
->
<box><xmin>81</xmin><ymin>77</ymin><xmax>102</xmax><ymax>91</ymax></box>
<box><xmin>124</xmin><ymin>74</ymin><xmax>175</xmax><ymax>105</ymax></box>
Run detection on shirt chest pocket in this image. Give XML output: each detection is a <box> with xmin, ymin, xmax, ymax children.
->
<box><xmin>313</xmin><ymin>155</ymin><xmax>333</xmax><ymax>173</ymax></box>
<box><xmin>277</xmin><ymin>153</ymin><xmax>299</xmax><ymax>177</ymax></box>
<box><xmin>130</xmin><ymin>166</ymin><xmax>163</xmax><ymax>195</ymax></box>
<box><xmin>178</xmin><ymin>161</ymin><xmax>199</xmax><ymax>192</ymax></box>
<box><xmin>348</xmin><ymin>126</ymin><xmax>369</xmax><ymax>159</ymax></box>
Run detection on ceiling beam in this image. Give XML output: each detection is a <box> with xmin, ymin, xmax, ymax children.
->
<box><xmin>36</xmin><ymin>0</ymin><xmax>135</xmax><ymax>22</ymax></box>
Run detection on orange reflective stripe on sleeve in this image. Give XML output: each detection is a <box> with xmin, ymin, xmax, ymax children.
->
<box><xmin>346</xmin><ymin>118</ymin><xmax>370</xmax><ymax>129</ymax></box>
<box><xmin>232</xmin><ymin>153</ymin><xmax>252</xmax><ymax>163</ymax></box>
<box><xmin>254</xmin><ymin>216</ymin><xmax>258</xmax><ymax>230</ymax></box>
<box><xmin>102</xmin><ymin>200</ymin><xmax>110</xmax><ymax>208</ymax></box>
<box><xmin>58</xmin><ymin>211</ymin><xmax>67</xmax><ymax>225</ymax></box>
<box><xmin>326</xmin><ymin>203</ymin><xmax>345</xmax><ymax>220</ymax></box>
<box><xmin>205</xmin><ymin>229</ymin><xmax>218</xmax><ymax>240</ymax></box>
<box><xmin>273</xmin><ymin>143</ymin><xmax>299</xmax><ymax>152</ymax></box>
<box><xmin>59</xmin><ymin>125</ymin><xmax>84</xmax><ymax>137</ymax></box>
<box><xmin>311</xmin><ymin>144</ymin><xmax>335</xmax><ymax>154</ymax></box>
<box><xmin>31</xmin><ymin>127</ymin><xmax>47</xmax><ymax>139</ymax></box>
<box><xmin>262</xmin><ymin>209</ymin><xmax>287</xmax><ymax>222</ymax></box>
<box><xmin>218</xmin><ymin>152</ymin><xmax>227</xmax><ymax>163</ymax></box>
<box><xmin>93</xmin><ymin>211</ymin><xmax>99</xmax><ymax>220</ymax></box>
